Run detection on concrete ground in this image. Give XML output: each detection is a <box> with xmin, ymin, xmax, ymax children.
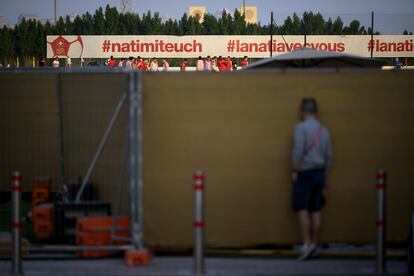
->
<box><xmin>0</xmin><ymin>257</ymin><xmax>408</xmax><ymax>276</ymax></box>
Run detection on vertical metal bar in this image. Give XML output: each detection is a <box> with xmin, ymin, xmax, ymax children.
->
<box><xmin>304</xmin><ymin>19</ymin><xmax>307</xmax><ymax>46</ymax></box>
<box><xmin>270</xmin><ymin>12</ymin><xmax>273</xmax><ymax>58</ymax></box>
<box><xmin>371</xmin><ymin>11</ymin><xmax>374</xmax><ymax>58</ymax></box>
<box><xmin>136</xmin><ymin>71</ymin><xmax>145</xmax><ymax>248</ymax></box>
<box><xmin>11</xmin><ymin>171</ymin><xmax>22</xmax><ymax>276</ymax></box>
<box><xmin>56</xmin><ymin>73</ymin><xmax>67</xmax><ymax>199</ymax></box>
<box><xmin>376</xmin><ymin>169</ymin><xmax>386</xmax><ymax>274</ymax></box>
<box><xmin>193</xmin><ymin>171</ymin><xmax>205</xmax><ymax>275</ymax></box>
<box><xmin>128</xmin><ymin>71</ymin><xmax>144</xmax><ymax>251</ymax></box>
<box><xmin>54</xmin><ymin>0</ymin><xmax>57</xmax><ymax>24</ymax></box>
<box><xmin>74</xmin><ymin>91</ymin><xmax>126</xmax><ymax>202</ymax></box>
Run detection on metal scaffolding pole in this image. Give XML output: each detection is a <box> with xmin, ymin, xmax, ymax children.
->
<box><xmin>54</xmin><ymin>0</ymin><xmax>57</xmax><ymax>24</ymax></box>
<box><xmin>56</xmin><ymin>73</ymin><xmax>67</xmax><ymax>198</ymax></box>
<box><xmin>74</xmin><ymin>91</ymin><xmax>126</xmax><ymax>202</ymax></box>
<box><xmin>128</xmin><ymin>71</ymin><xmax>144</xmax><ymax>251</ymax></box>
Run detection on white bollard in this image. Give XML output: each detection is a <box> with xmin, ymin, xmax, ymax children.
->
<box><xmin>193</xmin><ymin>170</ymin><xmax>205</xmax><ymax>275</ymax></box>
<box><xmin>11</xmin><ymin>171</ymin><xmax>23</xmax><ymax>275</ymax></box>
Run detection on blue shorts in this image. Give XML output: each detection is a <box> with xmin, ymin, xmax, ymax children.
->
<box><xmin>292</xmin><ymin>169</ymin><xmax>325</xmax><ymax>213</ymax></box>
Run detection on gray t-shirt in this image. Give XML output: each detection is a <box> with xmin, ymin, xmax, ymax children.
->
<box><xmin>291</xmin><ymin>118</ymin><xmax>333</xmax><ymax>171</ymax></box>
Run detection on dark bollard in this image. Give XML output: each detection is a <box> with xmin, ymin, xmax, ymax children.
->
<box><xmin>11</xmin><ymin>171</ymin><xmax>23</xmax><ymax>275</ymax></box>
<box><xmin>376</xmin><ymin>169</ymin><xmax>386</xmax><ymax>274</ymax></box>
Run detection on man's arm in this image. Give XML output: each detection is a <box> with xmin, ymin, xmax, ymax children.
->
<box><xmin>324</xmin><ymin>129</ymin><xmax>333</xmax><ymax>172</ymax></box>
<box><xmin>291</xmin><ymin>124</ymin><xmax>305</xmax><ymax>172</ymax></box>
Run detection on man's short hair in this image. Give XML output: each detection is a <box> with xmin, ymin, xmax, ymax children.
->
<box><xmin>301</xmin><ymin>98</ymin><xmax>318</xmax><ymax>114</ymax></box>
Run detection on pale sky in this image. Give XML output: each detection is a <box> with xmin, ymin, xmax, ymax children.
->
<box><xmin>1</xmin><ymin>0</ymin><xmax>414</xmax><ymax>33</ymax></box>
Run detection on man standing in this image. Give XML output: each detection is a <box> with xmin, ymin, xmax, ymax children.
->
<box><xmin>106</xmin><ymin>55</ymin><xmax>116</xmax><ymax>68</ymax></box>
<box><xmin>118</xmin><ymin>58</ymin><xmax>126</xmax><ymax>67</ymax></box>
<box><xmin>211</xmin><ymin>56</ymin><xmax>219</xmax><ymax>72</ymax></box>
<box><xmin>38</xmin><ymin>57</ymin><xmax>46</xmax><ymax>67</ymax></box>
<box><xmin>126</xmin><ymin>56</ymin><xmax>134</xmax><ymax>69</ymax></box>
<box><xmin>196</xmin><ymin>56</ymin><xmax>204</xmax><ymax>71</ymax></box>
<box><xmin>232</xmin><ymin>57</ymin><xmax>238</xmax><ymax>71</ymax></box>
<box><xmin>291</xmin><ymin>98</ymin><xmax>333</xmax><ymax>260</ymax></box>
<box><xmin>150</xmin><ymin>58</ymin><xmax>159</xmax><ymax>72</ymax></box>
<box><xmin>181</xmin><ymin>59</ymin><xmax>188</xmax><ymax>71</ymax></box>
<box><xmin>204</xmin><ymin>56</ymin><xmax>212</xmax><ymax>71</ymax></box>
<box><xmin>135</xmin><ymin>57</ymin><xmax>143</xmax><ymax>70</ymax></box>
<box><xmin>225</xmin><ymin>56</ymin><xmax>232</xmax><ymax>71</ymax></box>
<box><xmin>162</xmin><ymin>59</ymin><xmax>169</xmax><ymax>71</ymax></box>
<box><xmin>241</xmin><ymin>56</ymin><xmax>249</xmax><ymax>68</ymax></box>
<box><xmin>52</xmin><ymin>57</ymin><xmax>60</xmax><ymax>68</ymax></box>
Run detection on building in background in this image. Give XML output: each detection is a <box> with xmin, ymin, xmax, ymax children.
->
<box><xmin>40</xmin><ymin>18</ymin><xmax>55</xmax><ymax>25</ymax></box>
<box><xmin>18</xmin><ymin>14</ymin><xmax>39</xmax><ymax>24</ymax></box>
<box><xmin>161</xmin><ymin>16</ymin><xmax>173</xmax><ymax>24</ymax></box>
<box><xmin>214</xmin><ymin>8</ymin><xmax>232</xmax><ymax>19</ymax></box>
<box><xmin>0</xmin><ymin>16</ymin><xmax>8</xmax><ymax>28</ymax></box>
<box><xmin>120</xmin><ymin>0</ymin><xmax>132</xmax><ymax>14</ymax></box>
<box><xmin>238</xmin><ymin>6</ymin><xmax>257</xmax><ymax>24</ymax></box>
<box><xmin>188</xmin><ymin>6</ymin><xmax>206</xmax><ymax>23</ymax></box>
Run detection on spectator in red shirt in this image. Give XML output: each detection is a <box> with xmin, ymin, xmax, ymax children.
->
<box><xmin>107</xmin><ymin>55</ymin><xmax>116</xmax><ymax>68</ymax></box>
<box><xmin>218</xmin><ymin>56</ymin><xmax>226</xmax><ymax>71</ymax></box>
<box><xmin>225</xmin><ymin>56</ymin><xmax>232</xmax><ymax>70</ymax></box>
<box><xmin>135</xmin><ymin>56</ymin><xmax>143</xmax><ymax>70</ymax></box>
<box><xmin>181</xmin><ymin>59</ymin><xmax>188</xmax><ymax>71</ymax></box>
<box><xmin>141</xmin><ymin>60</ymin><xmax>149</xmax><ymax>71</ymax></box>
<box><xmin>241</xmin><ymin>56</ymin><xmax>249</xmax><ymax>68</ymax></box>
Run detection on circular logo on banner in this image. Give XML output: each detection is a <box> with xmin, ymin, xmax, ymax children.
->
<box><xmin>47</xmin><ymin>35</ymin><xmax>84</xmax><ymax>58</ymax></box>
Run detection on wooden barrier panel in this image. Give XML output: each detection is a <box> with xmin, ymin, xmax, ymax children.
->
<box><xmin>141</xmin><ymin>71</ymin><xmax>414</xmax><ymax>247</ymax></box>
<box><xmin>1</xmin><ymin>70</ymin><xmax>413</xmax><ymax>248</ymax></box>
<box><xmin>0</xmin><ymin>73</ymin><xmax>60</xmax><ymax>191</ymax></box>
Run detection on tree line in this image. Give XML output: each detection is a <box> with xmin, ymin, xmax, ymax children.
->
<box><xmin>0</xmin><ymin>5</ymin><xmax>404</xmax><ymax>65</ymax></box>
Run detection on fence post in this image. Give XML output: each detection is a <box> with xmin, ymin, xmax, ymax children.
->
<box><xmin>11</xmin><ymin>171</ymin><xmax>23</xmax><ymax>276</ymax></box>
<box><xmin>376</xmin><ymin>169</ymin><xmax>386</xmax><ymax>274</ymax></box>
<box><xmin>193</xmin><ymin>170</ymin><xmax>205</xmax><ymax>275</ymax></box>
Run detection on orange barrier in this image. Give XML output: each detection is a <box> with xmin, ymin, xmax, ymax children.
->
<box><xmin>76</xmin><ymin>216</ymin><xmax>131</xmax><ymax>257</ymax></box>
<box><xmin>32</xmin><ymin>178</ymin><xmax>51</xmax><ymax>208</ymax></box>
<box><xmin>32</xmin><ymin>203</ymin><xmax>54</xmax><ymax>240</ymax></box>
<box><xmin>76</xmin><ymin>216</ymin><xmax>130</xmax><ymax>232</ymax></box>
<box><xmin>124</xmin><ymin>249</ymin><xmax>151</xmax><ymax>266</ymax></box>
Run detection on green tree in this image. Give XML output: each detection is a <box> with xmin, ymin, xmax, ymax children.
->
<box><xmin>202</xmin><ymin>14</ymin><xmax>219</xmax><ymax>35</ymax></box>
<box><xmin>73</xmin><ymin>16</ymin><xmax>83</xmax><ymax>34</ymax></box>
<box><xmin>105</xmin><ymin>5</ymin><xmax>120</xmax><ymax>34</ymax></box>
<box><xmin>55</xmin><ymin>17</ymin><xmax>65</xmax><ymax>34</ymax></box>
<box><xmin>179</xmin><ymin>13</ymin><xmax>189</xmax><ymax>35</ymax></box>
<box><xmin>332</xmin><ymin>16</ymin><xmax>344</xmax><ymax>34</ymax></box>
<box><xmin>93</xmin><ymin>7</ymin><xmax>105</xmax><ymax>34</ymax></box>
